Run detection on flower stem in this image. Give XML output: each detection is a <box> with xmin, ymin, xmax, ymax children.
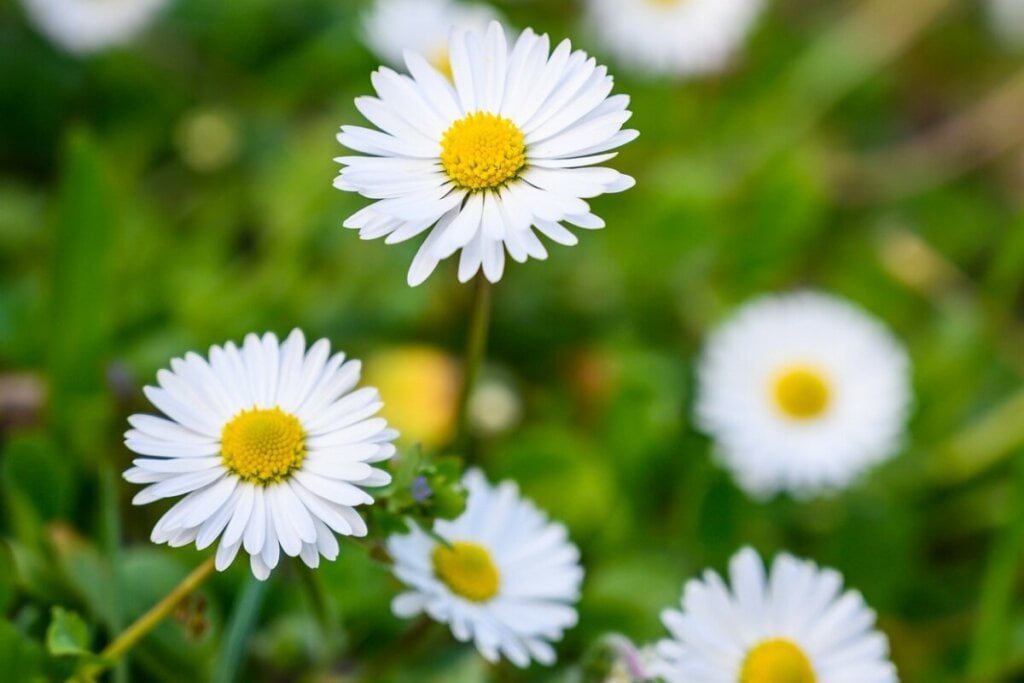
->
<box><xmin>82</xmin><ymin>556</ymin><xmax>216</xmax><ymax>678</ymax></box>
<box><xmin>454</xmin><ymin>273</ymin><xmax>492</xmax><ymax>455</ymax></box>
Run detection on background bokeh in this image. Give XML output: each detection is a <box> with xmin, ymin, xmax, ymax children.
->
<box><xmin>2</xmin><ymin>0</ymin><xmax>1024</xmax><ymax>681</ymax></box>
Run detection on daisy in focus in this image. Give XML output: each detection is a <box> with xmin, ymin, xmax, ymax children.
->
<box><xmin>335</xmin><ymin>21</ymin><xmax>638</xmax><ymax>286</ymax></box>
<box><xmin>387</xmin><ymin>469</ymin><xmax>584</xmax><ymax>667</ymax></box>
<box><xmin>582</xmin><ymin>0</ymin><xmax>764</xmax><ymax>78</ymax></box>
<box><xmin>653</xmin><ymin>547</ymin><xmax>898</xmax><ymax>683</ymax></box>
<box><xmin>123</xmin><ymin>330</ymin><xmax>397</xmax><ymax>580</ymax></box>
<box><xmin>695</xmin><ymin>291</ymin><xmax>912</xmax><ymax>498</ymax></box>
<box><xmin>20</xmin><ymin>0</ymin><xmax>169</xmax><ymax>55</ymax></box>
<box><xmin>362</xmin><ymin>0</ymin><xmax>500</xmax><ymax>79</ymax></box>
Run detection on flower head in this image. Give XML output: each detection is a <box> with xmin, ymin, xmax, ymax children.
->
<box><xmin>21</xmin><ymin>0</ymin><xmax>169</xmax><ymax>55</ymax></box>
<box><xmin>653</xmin><ymin>547</ymin><xmax>898</xmax><ymax>683</ymax></box>
<box><xmin>123</xmin><ymin>330</ymin><xmax>397</xmax><ymax>580</ymax></box>
<box><xmin>387</xmin><ymin>469</ymin><xmax>584</xmax><ymax>667</ymax></box>
<box><xmin>583</xmin><ymin>0</ymin><xmax>764</xmax><ymax>78</ymax></box>
<box><xmin>336</xmin><ymin>21</ymin><xmax>637</xmax><ymax>286</ymax></box>
<box><xmin>695</xmin><ymin>292</ymin><xmax>912</xmax><ymax>498</ymax></box>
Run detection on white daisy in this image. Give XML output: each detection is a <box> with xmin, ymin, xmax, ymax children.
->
<box><xmin>582</xmin><ymin>0</ymin><xmax>764</xmax><ymax>78</ymax></box>
<box><xmin>988</xmin><ymin>0</ymin><xmax>1024</xmax><ymax>49</ymax></box>
<box><xmin>362</xmin><ymin>0</ymin><xmax>500</xmax><ymax>79</ymax></box>
<box><xmin>653</xmin><ymin>547</ymin><xmax>898</xmax><ymax>683</ymax></box>
<box><xmin>387</xmin><ymin>468</ymin><xmax>583</xmax><ymax>667</ymax></box>
<box><xmin>335</xmin><ymin>21</ymin><xmax>638</xmax><ymax>286</ymax></box>
<box><xmin>123</xmin><ymin>330</ymin><xmax>398</xmax><ymax>581</ymax></box>
<box><xmin>20</xmin><ymin>0</ymin><xmax>169</xmax><ymax>56</ymax></box>
<box><xmin>695</xmin><ymin>291</ymin><xmax>912</xmax><ymax>498</ymax></box>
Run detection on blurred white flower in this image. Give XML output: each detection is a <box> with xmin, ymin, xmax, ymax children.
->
<box><xmin>653</xmin><ymin>547</ymin><xmax>898</xmax><ymax>683</ymax></box>
<box><xmin>582</xmin><ymin>0</ymin><xmax>764</xmax><ymax>78</ymax></box>
<box><xmin>362</xmin><ymin>0</ymin><xmax>500</xmax><ymax>78</ymax></box>
<box><xmin>335</xmin><ymin>21</ymin><xmax>637</xmax><ymax>286</ymax></box>
<box><xmin>123</xmin><ymin>330</ymin><xmax>397</xmax><ymax>580</ymax></box>
<box><xmin>988</xmin><ymin>0</ymin><xmax>1024</xmax><ymax>49</ymax></box>
<box><xmin>695</xmin><ymin>291</ymin><xmax>912</xmax><ymax>498</ymax></box>
<box><xmin>469</xmin><ymin>375</ymin><xmax>522</xmax><ymax>436</ymax></box>
<box><xmin>387</xmin><ymin>468</ymin><xmax>583</xmax><ymax>667</ymax></box>
<box><xmin>21</xmin><ymin>0</ymin><xmax>169</xmax><ymax>55</ymax></box>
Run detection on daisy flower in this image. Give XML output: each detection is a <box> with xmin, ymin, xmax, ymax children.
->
<box><xmin>123</xmin><ymin>330</ymin><xmax>397</xmax><ymax>580</ymax></box>
<box><xmin>582</xmin><ymin>0</ymin><xmax>764</xmax><ymax>78</ymax></box>
<box><xmin>335</xmin><ymin>21</ymin><xmax>638</xmax><ymax>286</ymax></box>
<box><xmin>387</xmin><ymin>469</ymin><xmax>584</xmax><ymax>667</ymax></box>
<box><xmin>988</xmin><ymin>0</ymin><xmax>1024</xmax><ymax>49</ymax></box>
<box><xmin>695</xmin><ymin>291</ymin><xmax>912</xmax><ymax>498</ymax></box>
<box><xmin>652</xmin><ymin>547</ymin><xmax>898</xmax><ymax>683</ymax></box>
<box><xmin>20</xmin><ymin>0</ymin><xmax>169</xmax><ymax>55</ymax></box>
<box><xmin>362</xmin><ymin>0</ymin><xmax>500</xmax><ymax>79</ymax></box>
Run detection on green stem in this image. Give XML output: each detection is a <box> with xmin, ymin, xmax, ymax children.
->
<box><xmin>968</xmin><ymin>452</ymin><xmax>1024</xmax><ymax>678</ymax></box>
<box><xmin>81</xmin><ymin>556</ymin><xmax>216</xmax><ymax>678</ymax></box>
<box><xmin>454</xmin><ymin>273</ymin><xmax>492</xmax><ymax>455</ymax></box>
<box><xmin>213</xmin><ymin>575</ymin><xmax>268</xmax><ymax>683</ymax></box>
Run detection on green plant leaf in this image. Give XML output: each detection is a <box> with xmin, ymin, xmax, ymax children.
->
<box><xmin>46</xmin><ymin>607</ymin><xmax>92</xmax><ymax>658</ymax></box>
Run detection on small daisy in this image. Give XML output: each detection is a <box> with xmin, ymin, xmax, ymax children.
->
<box><xmin>387</xmin><ymin>469</ymin><xmax>584</xmax><ymax>667</ymax></box>
<box><xmin>582</xmin><ymin>0</ymin><xmax>764</xmax><ymax>78</ymax></box>
<box><xmin>695</xmin><ymin>291</ymin><xmax>911</xmax><ymax>498</ymax></box>
<box><xmin>20</xmin><ymin>0</ymin><xmax>169</xmax><ymax>55</ymax></box>
<box><xmin>335</xmin><ymin>21</ymin><xmax>637</xmax><ymax>286</ymax></box>
<box><xmin>653</xmin><ymin>547</ymin><xmax>898</xmax><ymax>683</ymax></box>
<box><xmin>123</xmin><ymin>330</ymin><xmax>397</xmax><ymax>580</ymax></box>
<box><xmin>988</xmin><ymin>0</ymin><xmax>1024</xmax><ymax>49</ymax></box>
<box><xmin>362</xmin><ymin>0</ymin><xmax>501</xmax><ymax>79</ymax></box>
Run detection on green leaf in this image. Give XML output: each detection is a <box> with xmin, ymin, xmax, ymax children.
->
<box><xmin>0</xmin><ymin>541</ymin><xmax>14</xmax><ymax>614</ymax></box>
<box><xmin>46</xmin><ymin>607</ymin><xmax>92</xmax><ymax>658</ymax></box>
<box><xmin>48</xmin><ymin>129</ymin><xmax>115</xmax><ymax>459</ymax></box>
<box><xmin>0</xmin><ymin>621</ymin><xmax>44</xmax><ymax>682</ymax></box>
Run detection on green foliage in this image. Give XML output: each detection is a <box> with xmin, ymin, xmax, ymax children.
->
<box><xmin>46</xmin><ymin>607</ymin><xmax>91</xmax><ymax>658</ymax></box>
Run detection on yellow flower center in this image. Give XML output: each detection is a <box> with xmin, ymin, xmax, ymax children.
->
<box><xmin>772</xmin><ymin>366</ymin><xmax>831</xmax><ymax>420</ymax></box>
<box><xmin>221</xmin><ymin>407</ymin><xmax>306</xmax><ymax>484</ymax></box>
<box><xmin>440</xmin><ymin>112</ymin><xmax>526</xmax><ymax>191</ymax></box>
<box><xmin>432</xmin><ymin>540</ymin><xmax>501</xmax><ymax>602</ymax></box>
<box><xmin>740</xmin><ymin>639</ymin><xmax>817</xmax><ymax>683</ymax></box>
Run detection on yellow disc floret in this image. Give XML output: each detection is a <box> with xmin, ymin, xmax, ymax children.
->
<box><xmin>432</xmin><ymin>540</ymin><xmax>501</xmax><ymax>602</ymax></box>
<box><xmin>221</xmin><ymin>407</ymin><xmax>306</xmax><ymax>484</ymax></box>
<box><xmin>440</xmin><ymin>112</ymin><xmax>526</xmax><ymax>191</ymax></box>
<box><xmin>772</xmin><ymin>366</ymin><xmax>831</xmax><ymax>420</ymax></box>
<box><xmin>740</xmin><ymin>638</ymin><xmax>817</xmax><ymax>683</ymax></box>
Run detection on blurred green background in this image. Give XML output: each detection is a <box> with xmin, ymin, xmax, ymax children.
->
<box><xmin>2</xmin><ymin>0</ymin><xmax>1024</xmax><ymax>680</ymax></box>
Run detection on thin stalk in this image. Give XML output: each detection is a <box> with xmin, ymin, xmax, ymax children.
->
<box><xmin>454</xmin><ymin>273</ymin><xmax>492</xmax><ymax>455</ymax></box>
<box><xmin>968</xmin><ymin>453</ymin><xmax>1024</xmax><ymax>678</ymax></box>
<box><xmin>81</xmin><ymin>556</ymin><xmax>216</xmax><ymax>679</ymax></box>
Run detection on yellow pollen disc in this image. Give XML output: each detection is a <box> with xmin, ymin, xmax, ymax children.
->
<box><xmin>772</xmin><ymin>366</ymin><xmax>831</xmax><ymax>420</ymax></box>
<box><xmin>440</xmin><ymin>112</ymin><xmax>526</xmax><ymax>191</ymax></box>
<box><xmin>221</xmin><ymin>407</ymin><xmax>306</xmax><ymax>484</ymax></box>
<box><xmin>740</xmin><ymin>639</ymin><xmax>817</xmax><ymax>683</ymax></box>
<box><xmin>432</xmin><ymin>540</ymin><xmax>501</xmax><ymax>602</ymax></box>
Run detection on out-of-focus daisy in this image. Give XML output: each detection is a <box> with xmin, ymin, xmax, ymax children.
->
<box><xmin>362</xmin><ymin>0</ymin><xmax>500</xmax><ymax>79</ymax></box>
<box><xmin>988</xmin><ymin>0</ymin><xmax>1024</xmax><ymax>49</ymax></box>
<box><xmin>364</xmin><ymin>345</ymin><xmax>460</xmax><ymax>449</ymax></box>
<box><xmin>653</xmin><ymin>547</ymin><xmax>898</xmax><ymax>683</ymax></box>
<box><xmin>123</xmin><ymin>330</ymin><xmax>397</xmax><ymax>580</ymax></box>
<box><xmin>387</xmin><ymin>469</ymin><xmax>583</xmax><ymax>667</ymax></box>
<box><xmin>695</xmin><ymin>292</ymin><xmax>911</xmax><ymax>498</ymax></box>
<box><xmin>582</xmin><ymin>0</ymin><xmax>764</xmax><ymax>78</ymax></box>
<box><xmin>20</xmin><ymin>0</ymin><xmax>169</xmax><ymax>55</ymax></box>
<box><xmin>335</xmin><ymin>21</ymin><xmax>637</xmax><ymax>286</ymax></box>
